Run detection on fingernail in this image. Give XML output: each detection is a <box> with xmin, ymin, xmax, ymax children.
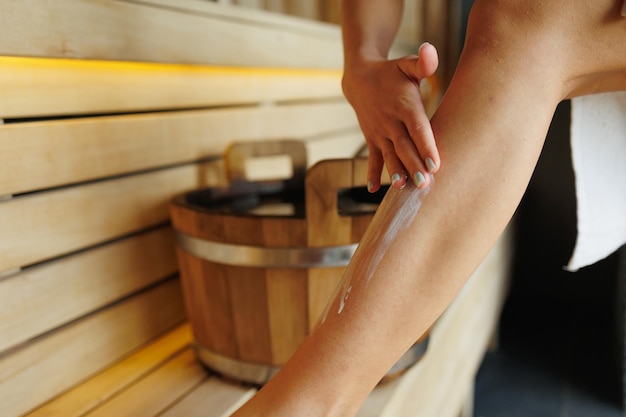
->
<box><xmin>391</xmin><ymin>173</ymin><xmax>403</xmax><ymax>188</ymax></box>
<box><xmin>367</xmin><ymin>181</ymin><xmax>374</xmax><ymax>193</ymax></box>
<box><xmin>418</xmin><ymin>42</ymin><xmax>431</xmax><ymax>55</ymax></box>
<box><xmin>425</xmin><ymin>157</ymin><xmax>436</xmax><ymax>173</ymax></box>
<box><xmin>414</xmin><ymin>171</ymin><xmax>426</xmax><ymax>188</ymax></box>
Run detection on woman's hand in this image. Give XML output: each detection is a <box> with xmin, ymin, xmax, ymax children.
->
<box><xmin>342</xmin><ymin>42</ymin><xmax>440</xmax><ymax>192</ymax></box>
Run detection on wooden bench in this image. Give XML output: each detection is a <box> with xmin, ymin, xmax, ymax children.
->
<box><xmin>0</xmin><ymin>2</ymin><xmax>511</xmax><ymax>416</ymax></box>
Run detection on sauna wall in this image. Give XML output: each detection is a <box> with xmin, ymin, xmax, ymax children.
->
<box><xmin>0</xmin><ymin>1</ymin><xmax>435</xmax><ymax>415</ymax></box>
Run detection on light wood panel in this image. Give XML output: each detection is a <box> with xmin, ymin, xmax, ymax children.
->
<box><xmin>159</xmin><ymin>377</ymin><xmax>256</xmax><ymax>417</ymax></box>
<box><xmin>0</xmin><ymin>227</ymin><xmax>177</xmax><ymax>354</ymax></box>
<box><xmin>0</xmin><ymin>278</ymin><xmax>185</xmax><ymax>417</ymax></box>
<box><xmin>0</xmin><ymin>161</ymin><xmax>222</xmax><ymax>273</ymax></box>
<box><xmin>0</xmin><ymin>130</ymin><xmax>365</xmax><ymax>274</ymax></box>
<box><xmin>318</xmin><ymin>0</ymin><xmax>341</xmax><ymax>24</ymax></box>
<box><xmin>23</xmin><ymin>231</ymin><xmax>513</xmax><ymax>417</ymax></box>
<box><xmin>0</xmin><ymin>0</ymin><xmax>343</xmax><ymax>68</ymax></box>
<box><xmin>26</xmin><ymin>324</ymin><xmax>193</xmax><ymax>417</ymax></box>
<box><xmin>398</xmin><ymin>0</ymin><xmax>425</xmax><ymax>44</ymax></box>
<box><xmin>263</xmin><ymin>0</ymin><xmax>285</xmax><ymax>13</ymax></box>
<box><xmin>285</xmin><ymin>1</ymin><xmax>320</xmax><ymax>20</ymax></box>
<box><xmin>0</xmin><ymin>56</ymin><xmax>343</xmax><ymax>119</ymax></box>
<box><xmin>85</xmin><ymin>348</ymin><xmax>206</xmax><ymax>417</ymax></box>
<box><xmin>0</xmin><ymin>102</ymin><xmax>358</xmax><ymax>196</ymax></box>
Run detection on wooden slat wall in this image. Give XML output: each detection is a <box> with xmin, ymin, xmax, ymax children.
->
<box><xmin>226</xmin><ymin>0</ymin><xmax>420</xmax><ymax>42</ymax></box>
<box><xmin>0</xmin><ymin>0</ymin><xmax>342</xmax><ymax>67</ymax></box>
<box><xmin>0</xmin><ymin>3</ymin><xmax>510</xmax><ymax>416</ymax></box>
<box><xmin>0</xmin><ymin>1</ymin><xmax>423</xmax><ymax>416</ymax></box>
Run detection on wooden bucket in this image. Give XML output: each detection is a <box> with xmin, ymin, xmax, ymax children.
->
<box><xmin>170</xmin><ymin>141</ymin><xmax>427</xmax><ymax>384</ymax></box>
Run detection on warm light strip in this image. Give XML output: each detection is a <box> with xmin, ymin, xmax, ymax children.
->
<box><xmin>0</xmin><ymin>56</ymin><xmax>343</xmax><ymax>118</ymax></box>
<box><xmin>0</xmin><ymin>56</ymin><xmax>343</xmax><ymax>78</ymax></box>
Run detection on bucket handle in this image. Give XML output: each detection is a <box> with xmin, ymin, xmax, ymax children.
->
<box><xmin>224</xmin><ymin>140</ymin><xmax>307</xmax><ymax>190</ymax></box>
<box><xmin>305</xmin><ymin>158</ymin><xmax>379</xmax><ymax>247</ymax></box>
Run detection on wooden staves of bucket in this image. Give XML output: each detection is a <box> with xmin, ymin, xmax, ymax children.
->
<box><xmin>169</xmin><ymin>141</ymin><xmax>428</xmax><ymax>384</ymax></box>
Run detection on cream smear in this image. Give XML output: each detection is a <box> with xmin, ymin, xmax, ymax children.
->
<box><xmin>331</xmin><ymin>177</ymin><xmax>434</xmax><ymax>317</ymax></box>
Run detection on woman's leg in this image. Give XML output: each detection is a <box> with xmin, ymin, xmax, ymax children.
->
<box><xmin>233</xmin><ymin>1</ymin><xmax>625</xmax><ymax>416</ymax></box>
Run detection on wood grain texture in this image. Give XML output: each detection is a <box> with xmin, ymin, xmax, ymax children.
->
<box><xmin>0</xmin><ymin>101</ymin><xmax>358</xmax><ymax>196</ymax></box>
<box><xmin>176</xmin><ymin>249</ymin><xmax>239</xmax><ymax>359</ymax></box>
<box><xmin>84</xmin><ymin>348</ymin><xmax>206</xmax><ymax>417</ymax></box>
<box><xmin>159</xmin><ymin>377</ymin><xmax>256</xmax><ymax>417</ymax></box>
<box><xmin>0</xmin><ymin>278</ymin><xmax>186</xmax><ymax>417</ymax></box>
<box><xmin>305</xmin><ymin>159</ymin><xmax>355</xmax><ymax>247</ymax></box>
<box><xmin>227</xmin><ymin>267</ymin><xmax>273</xmax><ymax>363</ymax></box>
<box><xmin>26</xmin><ymin>324</ymin><xmax>193</xmax><ymax>417</ymax></box>
<box><xmin>0</xmin><ymin>56</ymin><xmax>343</xmax><ymax>118</ymax></box>
<box><xmin>0</xmin><ymin>161</ymin><xmax>222</xmax><ymax>273</ymax></box>
<box><xmin>0</xmin><ymin>0</ymin><xmax>343</xmax><ymax>67</ymax></box>
<box><xmin>397</xmin><ymin>0</ymin><xmax>425</xmax><ymax>44</ymax></box>
<box><xmin>0</xmin><ymin>227</ymin><xmax>177</xmax><ymax>354</ymax></box>
<box><xmin>23</xmin><ymin>232</ymin><xmax>513</xmax><ymax>417</ymax></box>
<box><xmin>265</xmin><ymin>269</ymin><xmax>309</xmax><ymax>364</ymax></box>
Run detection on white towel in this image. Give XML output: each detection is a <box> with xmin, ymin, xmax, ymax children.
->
<box><xmin>567</xmin><ymin>92</ymin><xmax>626</xmax><ymax>271</ymax></box>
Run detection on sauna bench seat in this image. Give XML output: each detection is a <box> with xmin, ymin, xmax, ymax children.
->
<box><xmin>27</xmin><ymin>227</ymin><xmax>512</xmax><ymax>417</ymax></box>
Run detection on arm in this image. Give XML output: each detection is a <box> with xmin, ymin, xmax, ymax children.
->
<box><xmin>233</xmin><ymin>1</ymin><xmax>626</xmax><ymax>416</ymax></box>
<box><xmin>341</xmin><ymin>0</ymin><xmax>440</xmax><ymax>192</ymax></box>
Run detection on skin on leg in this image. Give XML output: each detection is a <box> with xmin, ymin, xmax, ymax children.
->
<box><xmin>232</xmin><ymin>1</ymin><xmax>625</xmax><ymax>416</ymax></box>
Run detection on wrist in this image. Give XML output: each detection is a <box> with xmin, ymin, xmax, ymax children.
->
<box><xmin>344</xmin><ymin>45</ymin><xmax>387</xmax><ymax>70</ymax></box>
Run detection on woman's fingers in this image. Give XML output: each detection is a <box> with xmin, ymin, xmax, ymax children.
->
<box><xmin>387</xmin><ymin>46</ymin><xmax>439</xmax><ymax>187</ymax></box>
<box><xmin>380</xmin><ymin>140</ymin><xmax>408</xmax><ymax>190</ymax></box>
<box><xmin>346</xmin><ymin>43</ymin><xmax>442</xmax><ymax>192</ymax></box>
<box><xmin>366</xmin><ymin>147</ymin><xmax>384</xmax><ymax>193</ymax></box>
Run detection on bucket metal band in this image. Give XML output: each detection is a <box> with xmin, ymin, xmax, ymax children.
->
<box><xmin>194</xmin><ymin>337</ymin><xmax>430</xmax><ymax>385</ymax></box>
<box><xmin>195</xmin><ymin>343</ymin><xmax>280</xmax><ymax>385</ymax></box>
<box><xmin>177</xmin><ymin>233</ymin><xmax>358</xmax><ymax>268</ymax></box>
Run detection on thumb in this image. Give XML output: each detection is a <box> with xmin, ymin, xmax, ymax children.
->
<box><xmin>397</xmin><ymin>42</ymin><xmax>439</xmax><ymax>82</ymax></box>
<box><xmin>417</xmin><ymin>42</ymin><xmax>439</xmax><ymax>77</ymax></box>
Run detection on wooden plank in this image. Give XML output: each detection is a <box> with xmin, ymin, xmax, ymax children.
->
<box><xmin>26</xmin><ymin>324</ymin><xmax>193</xmax><ymax>417</ymax></box>
<box><xmin>376</xmin><ymin>228</ymin><xmax>513</xmax><ymax>416</ymax></box>
<box><xmin>0</xmin><ymin>278</ymin><xmax>186</xmax><ymax>417</ymax></box>
<box><xmin>136</xmin><ymin>0</ymin><xmax>413</xmax><ymax>56</ymax></box>
<box><xmin>84</xmin><ymin>348</ymin><xmax>207</xmax><ymax>417</ymax></box>
<box><xmin>228</xmin><ymin>268</ymin><xmax>273</xmax><ymax>363</ymax></box>
<box><xmin>0</xmin><ymin>161</ymin><xmax>222</xmax><ymax>273</ymax></box>
<box><xmin>397</xmin><ymin>0</ymin><xmax>424</xmax><ymax>44</ymax></box>
<box><xmin>0</xmin><ymin>56</ymin><xmax>343</xmax><ymax>119</ymax></box>
<box><xmin>176</xmin><ymin>250</ymin><xmax>239</xmax><ymax>359</ymax></box>
<box><xmin>0</xmin><ymin>0</ymin><xmax>343</xmax><ymax>68</ymax></box>
<box><xmin>356</xmin><ymin>378</ymin><xmax>403</xmax><ymax>417</ymax></box>
<box><xmin>305</xmin><ymin>159</ymin><xmax>354</xmax><ymax>247</ymax></box>
<box><xmin>304</xmin><ymin>129</ymin><xmax>365</xmax><ymax>168</ymax></box>
<box><xmin>285</xmin><ymin>0</ymin><xmax>320</xmax><ymax>20</ymax></box>
<box><xmin>233</xmin><ymin>0</ymin><xmax>265</xmax><ymax>9</ymax></box>
<box><xmin>124</xmin><ymin>0</ymin><xmax>335</xmax><ymax>37</ymax></box>
<box><xmin>0</xmin><ymin>102</ymin><xmax>358</xmax><ymax>196</ymax></box>
<box><xmin>263</xmin><ymin>0</ymin><xmax>285</xmax><ymax>13</ymax></box>
<box><xmin>159</xmin><ymin>377</ymin><xmax>256</xmax><ymax>417</ymax></box>
<box><xmin>319</xmin><ymin>0</ymin><xmax>342</xmax><ymax>25</ymax></box>
<box><xmin>262</xmin><ymin>217</ymin><xmax>310</xmax><ymax>364</ymax></box>
<box><xmin>0</xmin><ymin>227</ymin><xmax>177</xmax><ymax>354</ymax></box>
<box><xmin>265</xmin><ymin>269</ymin><xmax>309</xmax><ymax>365</ymax></box>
